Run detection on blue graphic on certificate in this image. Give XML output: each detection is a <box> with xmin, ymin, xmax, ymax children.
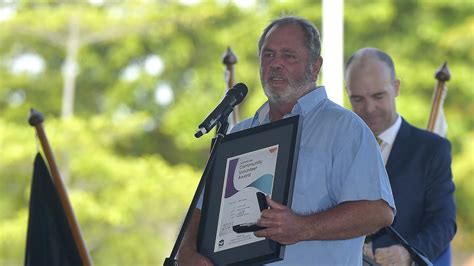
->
<box><xmin>214</xmin><ymin>144</ymin><xmax>279</xmax><ymax>252</ymax></box>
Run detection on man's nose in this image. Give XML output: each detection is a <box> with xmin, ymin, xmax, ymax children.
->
<box><xmin>269</xmin><ymin>55</ymin><xmax>284</xmax><ymax>69</ymax></box>
<box><xmin>365</xmin><ymin>100</ymin><xmax>377</xmax><ymax>113</ymax></box>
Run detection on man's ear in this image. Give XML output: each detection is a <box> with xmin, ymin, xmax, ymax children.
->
<box><xmin>394</xmin><ymin>79</ymin><xmax>401</xmax><ymax>97</ymax></box>
<box><xmin>312</xmin><ymin>56</ymin><xmax>323</xmax><ymax>81</ymax></box>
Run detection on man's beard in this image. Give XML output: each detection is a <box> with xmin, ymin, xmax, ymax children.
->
<box><xmin>262</xmin><ymin>64</ymin><xmax>314</xmax><ymax>104</ymax></box>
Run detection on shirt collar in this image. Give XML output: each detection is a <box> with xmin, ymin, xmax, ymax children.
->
<box><xmin>378</xmin><ymin>115</ymin><xmax>401</xmax><ymax>145</ymax></box>
<box><xmin>253</xmin><ymin>86</ymin><xmax>327</xmax><ymax>125</ymax></box>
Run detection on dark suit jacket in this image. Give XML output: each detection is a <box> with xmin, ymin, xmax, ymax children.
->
<box><xmin>372</xmin><ymin>118</ymin><xmax>456</xmax><ymax>261</ymax></box>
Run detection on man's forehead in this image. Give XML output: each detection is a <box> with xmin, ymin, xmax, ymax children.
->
<box><xmin>348</xmin><ymin>87</ymin><xmax>387</xmax><ymax>96</ymax></box>
<box><xmin>348</xmin><ymin>80</ymin><xmax>393</xmax><ymax>95</ymax></box>
<box><xmin>262</xmin><ymin>47</ymin><xmax>297</xmax><ymax>53</ymax></box>
<box><xmin>348</xmin><ymin>57</ymin><xmax>390</xmax><ymax>76</ymax></box>
<box><xmin>261</xmin><ymin>25</ymin><xmax>306</xmax><ymax>51</ymax></box>
<box><xmin>264</xmin><ymin>24</ymin><xmax>303</xmax><ymax>41</ymax></box>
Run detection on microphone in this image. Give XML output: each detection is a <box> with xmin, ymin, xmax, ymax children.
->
<box><xmin>194</xmin><ymin>83</ymin><xmax>248</xmax><ymax>138</ymax></box>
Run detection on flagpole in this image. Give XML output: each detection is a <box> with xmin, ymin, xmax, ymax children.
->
<box><xmin>427</xmin><ymin>62</ymin><xmax>450</xmax><ymax>133</ymax></box>
<box><xmin>28</xmin><ymin>108</ymin><xmax>93</xmax><ymax>266</ymax></box>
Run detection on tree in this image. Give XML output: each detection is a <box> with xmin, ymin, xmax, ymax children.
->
<box><xmin>0</xmin><ymin>0</ymin><xmax>472</xmax><ymax>264</ymax></box>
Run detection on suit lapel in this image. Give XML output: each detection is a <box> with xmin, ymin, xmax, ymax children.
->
<box><xmin>385</xmin><ymin>118</ymin><xmax>412</xmax><ymax>179</ymax></box>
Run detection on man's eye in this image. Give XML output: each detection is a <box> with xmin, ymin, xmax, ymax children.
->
<box><xmin>284</xmin><ymin>53</ymin><xmax>295</xmax><ymax>58</ymax></box>
<box><xmin>263</xmin><ymin>52</ymin><xmax>274</xmax><ymax>58</ymax></box>
<box><xmin>352</xmin><ymin>97</ymin><xmax>363</xmax><ymax>103</ymax></box>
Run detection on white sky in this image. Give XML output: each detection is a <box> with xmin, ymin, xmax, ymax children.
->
<box><xmin>155</xmin><ymin>83</ymin><xmax>174</xmax><ymax>106</ymax></box>
<box><xmin>11</xmin><ymin>53</ymin><xmax>45</xmax><ymax>75</ymax></box>
<box><xmin>0</xmin><ymin>5</ymin><xmax>16</xmax><ymax>21</ymax></box>
<box><xmin>144</xmin><ymin>55</ymin><xmax>164</xmax><ymax>76</ymax></box>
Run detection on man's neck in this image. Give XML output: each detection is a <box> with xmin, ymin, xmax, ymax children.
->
<box><xmin>268</xmin><ymin>100</ymin><xmax>296</xmax><ymax>121</ymax></box>
<box><xmin>267</xmin><ymin>84</ymin><xmax>316</xmax><ymax>121</ymax></box>
<box><xmin>376</xmin><ymin>114</ymin><xmax>399</xmax><ymax>136</ymax></box>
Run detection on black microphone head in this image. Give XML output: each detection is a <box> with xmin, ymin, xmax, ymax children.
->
<box><xmin>227</xmin><ymin>83</ymin><xmax>248</xmax><ymax>105</ymax></box>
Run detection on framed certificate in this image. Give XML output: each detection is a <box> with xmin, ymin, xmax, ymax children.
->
<box><xmin>197</xmin><ymin>115</ymin><xmax>301</xmax><ymax>265</ymax></box>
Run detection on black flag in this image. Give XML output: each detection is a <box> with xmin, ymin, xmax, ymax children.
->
<box><xmin>24</xmin><ymin>153</ymin><xmax>83</xmax><ymax>266</ymax></box>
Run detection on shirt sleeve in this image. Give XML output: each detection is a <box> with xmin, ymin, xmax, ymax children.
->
<box><xmin>328</xmin><ymin>117</ymin><xmax>396</xmax><ymax>213</ymax></box>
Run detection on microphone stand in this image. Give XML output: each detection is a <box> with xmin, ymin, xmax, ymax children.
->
<box><xmin>163</xmin><ymin>119</ymin><xmax>230</xmax><ymax>266</ymax></box>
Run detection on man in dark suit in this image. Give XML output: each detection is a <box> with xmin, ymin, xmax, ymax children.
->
<box><xmin>344</xmin><ymin>47</ymin><xmax>456</xmax><ymax>266</ymax></box>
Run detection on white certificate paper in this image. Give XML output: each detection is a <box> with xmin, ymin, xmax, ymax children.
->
<box><xmin>214</xmin><ymin>145</ymin><xmax>279</xmax><ymax>252</ymax></box>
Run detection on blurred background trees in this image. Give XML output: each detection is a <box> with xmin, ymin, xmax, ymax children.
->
<box><xmin>0</xmin><ymin>0</ymin><xmax>472</xmax><ymax>264</ymax></box>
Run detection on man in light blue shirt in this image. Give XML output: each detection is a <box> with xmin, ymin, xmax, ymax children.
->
<box><xmin>178</xmin><ymin>16</ymin><xmax>395</xmax><ymax>266</ymax></box>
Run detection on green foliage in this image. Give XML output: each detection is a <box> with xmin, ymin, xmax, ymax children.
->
<box><xmin>0</xmin><ymin>0</ymin><xmax>472</xmax><ymax>264</ymax></box>
<box><xmin>0</xmin><ymin>114</ymin><xmax>201</xmax><ymax>263</ymax></box>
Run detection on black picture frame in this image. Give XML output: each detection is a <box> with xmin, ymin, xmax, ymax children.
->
<box><xmin>197</xmin><ymin>115</ymin><xmax>302</xmax><ymax>265</ymax></box>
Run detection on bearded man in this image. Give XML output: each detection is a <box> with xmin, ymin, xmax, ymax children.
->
<box><xmin>178</xmin><ymin>16</ymin><xmax>396</xmax><ymax>266</ymax></box>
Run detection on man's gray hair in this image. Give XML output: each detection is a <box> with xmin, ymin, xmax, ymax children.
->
<box><xmin>258</xmin><ymin>16</ymin><xmax>321</xmax><ymax>64</ymax></box>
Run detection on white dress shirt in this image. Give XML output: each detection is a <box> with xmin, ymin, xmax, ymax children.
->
<box><xmin>378</xmin><ymin>115</ymin><xmax>402</xmax><ymax>165</ymax></box>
